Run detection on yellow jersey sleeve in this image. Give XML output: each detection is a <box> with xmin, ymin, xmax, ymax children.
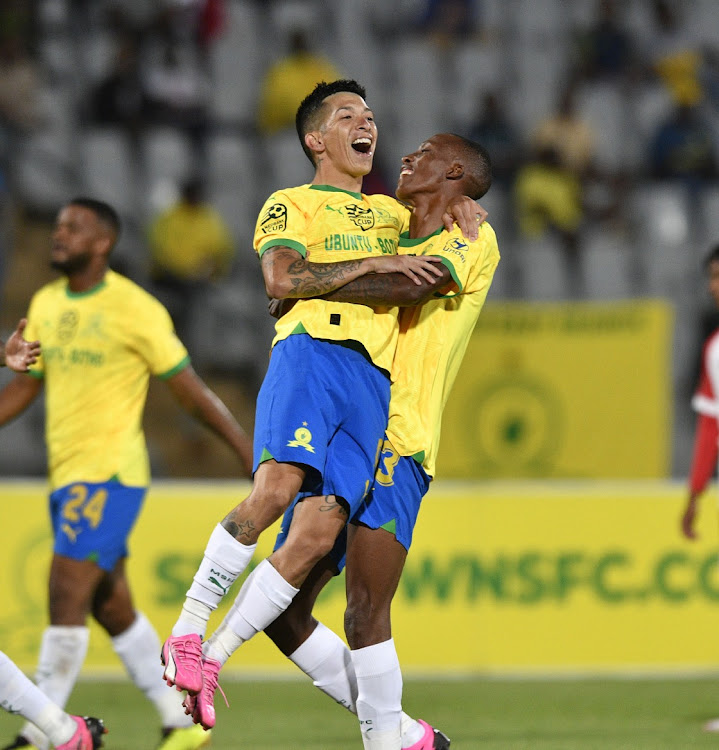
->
<box><xmin>128</xmin><ymin>291</ymin><xmax>190</xmax><ymax>379</ymax></box>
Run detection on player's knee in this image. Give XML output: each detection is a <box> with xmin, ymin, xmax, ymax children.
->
<box><xmin>289</xmin><ymin>528</ymin><xmax>337</xmax><ymax>566</ymax></box>
<box><xmin>344</xmin><ymin>590</ymin><xmax>391</xmax><ymax>649</ymax></box>
<box><xmin>250</xmin><ymin>485</ymin><xmax>296</xmax><ymax>524</ymax></box>
<box><xmin>48</xmin><ymin>579</ymin><xmax>93</xmax><ymax>624</ymax></box>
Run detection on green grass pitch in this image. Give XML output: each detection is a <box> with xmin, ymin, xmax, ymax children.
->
<box><xmin>3</xmin><ymin>676</ymin><xmax>719</xmax><ymax>749</ymax></box>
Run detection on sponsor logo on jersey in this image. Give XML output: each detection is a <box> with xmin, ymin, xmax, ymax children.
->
<box><xmin>442</xmin><ymin>238</ymin><xmax>468</xmax><ymax>262</ymax></box>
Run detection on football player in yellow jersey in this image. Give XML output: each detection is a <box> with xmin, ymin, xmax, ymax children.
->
<box><xmin>162</xmin><ymin>80</ymin><xmax>482</xmax><ymax>744</ymax></box>
<box><xmin>262</xmin><ymin>133</ymin><xmax>496</xmax><ymax>750</ymax></box>
<box><xmin>0</xmin><ymin>198</ymin><xmax>253</xmax><ymax>750</ymax></box>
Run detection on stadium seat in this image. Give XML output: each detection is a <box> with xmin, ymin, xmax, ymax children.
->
<box><xmin>582</xmin><ymin>228</ymin><xmax>634</xmax><ymax>300</ymax></box>
<box><xmin>80</xmin><ymin>127</ymin><xmax>138</xmax><ymax>217</ymax></box>
<box><xmin>390</xmin><ymin>39</ymin><xmax>447</xmax><ymax>160</ymax></box>
<box><xmin>576</xmin><ymin>81</ymin><xmax>628</xmax><ymax>173</ymax></box>
<box><xmin>15</xmin><ymin>131</ymin><xmax>75</xmax><ymax>213</ymax></box>
<box><xmin>141</xmin><ymin>126</ymin><xmax>194</xmax><ymax>204</ymax></box>
<box><xmin>452</xmin><ymin>41</ymin><xmax>505</xmax><ymax>126</ymax></box>
<box><xmin>263</xmin><ymin>129</ymin><xmax>314</xmax><ymax>193</ymax></box>
<box><xmin>631</xmin><ymin>182</ymin><xmax>693</xmax><ymax>299</ymax></box>
<box><xmin>518</xmin><ymin>235</ymin><xmax>570</xmax><ymax>301</ymax></box>
<box><xmin>210</xmin><ymin>1</ymin><xmax>264</xmax><ymax>123</ymax></box>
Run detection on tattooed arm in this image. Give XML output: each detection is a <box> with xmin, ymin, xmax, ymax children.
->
<box><xmin>261</xmin><ymin>245</ymin><xmax>445</xmax><ymax>299</ymax></box>
<box><xmin>320</xmin><ymin>264</ymin><xmax>454</xmax><ymax>307</ymax></box>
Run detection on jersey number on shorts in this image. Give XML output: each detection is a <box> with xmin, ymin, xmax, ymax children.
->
<box><xmin>63</xmin><ymin>484</ymin><xmax>108</xmax><ymax>529</ymax></box>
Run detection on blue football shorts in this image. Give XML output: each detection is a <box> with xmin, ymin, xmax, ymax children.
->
<box><xmin>355</xmin><ymin>439</ymin><xmax>432</xmax><ymax>553</ymax></box>
<box><xmin>50</xmin><ymin>480</ymin><xmax>147</xmax><ymax>571</ymax></box>
<box><xmin>275</xmin><ymin>436</ymin><xmax>431</xmax><ymax>573</ymax></box>
<box><xmin>254</xmin><ymin>334</ymin><xmax>390</xmax><ymax>516</ymax></box>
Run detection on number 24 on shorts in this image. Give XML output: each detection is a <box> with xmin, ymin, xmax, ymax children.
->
<box><xmin>62</xmin><ymin>484</ymin><xmax>108</xmax><ymax>529</ymax></box>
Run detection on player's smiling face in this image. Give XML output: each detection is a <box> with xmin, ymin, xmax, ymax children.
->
<box><xmin>396</xmin><ymin>133</ymin><xmax>459</xmax><ymax>202</ymax></box>
<box><xmin>316</xmin><ymin>92</ymin><xmax>376</xmax><ymax>178</ymax></box>
<box><xmin>51</xmin><ymin>205</ymin><xmax>103</xmax><ymax>274</ymax></box>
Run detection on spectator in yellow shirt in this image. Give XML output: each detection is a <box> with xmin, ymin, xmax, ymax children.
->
<box><xmin>257</xmin><ymin>29</ymin><xmax>342</xmax><ymax>135</ymax></box>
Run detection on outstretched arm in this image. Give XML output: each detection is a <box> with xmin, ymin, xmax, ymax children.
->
<box><xmin>0</xmin><ymin>373</ymin><xmax>43</xmax><ymax>426</ymax></box>
<box><xmin>260</xmin><ymin>246</ymin><xmax>444</xmax><ymax>299</ymax></box>
<box><xmin>165</xmin><ymin>365</ymin><xmax>254</xmax><ymax>477</ymax></box>
<box><xmin>1</xmin><ymin>319</ymin><xmax>40</xmax><ymax>372</ymax></box>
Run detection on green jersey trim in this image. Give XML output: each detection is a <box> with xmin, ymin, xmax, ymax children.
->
<box><xmin>258</xmin><ymin>238</ymin><xmax>307</xmax><ymax>258</ymax></box>
<box><xmin>157</xmin><ymin>355</ymin><xmax>190</xmax><ymax>380</ymax></box>
<box><xmin>28</xmin><ymin>368</ymin><xmax>44</xmax><ymax>380</ymax></box>
<box><xmin>310</xmin><ymin>184</ymin><xmax>363</xmax><ymax>200</ymax></box>
<box><xmin>411</xmin><ymin>450</ymin><xmax>426</xmax><ymax>464</ymax></box>
<box><xmin>290</xmin><ymin>322</ymin><xmax>309</xmax><ymax>335</ymax></box>
<box><xmin>399</xmin><ymin>229</ymin><xmax>463</xmax><ymax>296</ymax></box>
<box><xmin>380</xmin><ymin>518</ymin><xmax>397</xmax><ymax>535</ymax></box>
<box><xmin>397</xmin><ymin>227</ymin><xmax>444</xmax><ymax>247</ymax></box>
<box><xmin>65</xmin><ymin>279</ymin><xmax>108</xmax><ymax>299</ymax></box>
<box><xmin>259</xmin><ymin>446</ymin><xmax>274</xmax><ymax>464</ymax></box>
<box><xmin>434</xmin><ymin>257</ymin><xmax>462</xmax><ymax>296</ymax></box>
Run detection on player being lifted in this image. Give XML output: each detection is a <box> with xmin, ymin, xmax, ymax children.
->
<box><xmin>161</xmin><ymin>80</ymin><xmax>483</xmax><ymax>749</ymax></box>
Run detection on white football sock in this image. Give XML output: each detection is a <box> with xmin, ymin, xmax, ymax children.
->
<box><xmin>351</xmin><ymin>639</ymin><xmax>403</xmax><ymax>750</ymax></box>
<box><xmin>288</xmin><ymin>622</ymin><xmax>358</xmax><ymax>711</ymax></box>
<box><xmin>173</xmin><ymin>524</ymin><xmax>257</xmax><ymax>637</ymax></box>
<box><xmin>111</xmin><ymin>611</ymin><xmax>192</xmax><ymax>729</ymax></box>
<box><xmin>0</xmin><ymin>651</ymin><xmax>77</xmax><ymax>747</ymax></box>
<box><xmin>204</xmin><ymin>559</ymin><xmax>298</xmax><ymax>665</ymax></box>
<box><xmin>19</xmin><ymin>625</ymin><xmax>90</xmax><ymax>750</ymax></box>
<box><xmin>286</xmin><ymin>624</ymin><xmax>421</xmax><ymax>747</ymax></box>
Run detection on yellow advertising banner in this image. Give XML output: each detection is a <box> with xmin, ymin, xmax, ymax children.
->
<box><xmin>2</xmin><ymin>480</ymin><xmax>719</xmax><ymax>676</ymax></box>
<box><xmin>436</xmin><ymin>300</ymin><xmax>673</xmax><ymax>479</ymax></box>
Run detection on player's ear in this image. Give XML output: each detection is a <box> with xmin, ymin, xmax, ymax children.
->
<box><xmin>94</xmin><ymin>230</ymin><xmax>114</xmax><ymax>258</ymax></box>
<box><xmin>446</xmin><ymin>161</ymin><xmax>464</xmax><ymax>180</ymax></box>
<box><xmin>305</xmin><ymin>131</ymin><xmax>324</xmax><ymax>157</ymax></box>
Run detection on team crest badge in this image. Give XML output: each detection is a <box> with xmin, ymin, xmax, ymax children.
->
<box><xmin>287</xmin><ymin>423</ymin><xmax>315</xmax><ymax>453</ymax></box>
<box><xmin>57</xmin><ymin>309</ymin><xmax>79</xmax><ymax>344</ymax></box>
<box><xmin>260</xmin><ymin>203</ymin><xmax>288</xmax><ymax>234</ymax></box>
<box><xmin>345</xmin><ymin>204</ymin><xmax>375</xmax><ymax>231</ymax></box>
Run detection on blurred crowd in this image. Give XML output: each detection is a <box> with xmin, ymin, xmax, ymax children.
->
<box><xmin>1</xmin><ymin>0</ymin><xmax>719</xmax><ymax>474</ymax></box>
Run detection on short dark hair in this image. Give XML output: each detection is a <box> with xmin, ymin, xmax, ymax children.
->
<box><xmin>452</xmin><ymin>135</ymin><xmax>493</xmax><ymax>200</ymax></box>
<box><xmin>705</xmin><ymin>244</ymin><xmax>719</xmax><ymax>268</ymax></box>
<box><xmin>67</xmin><ymin>197</ymin><xmax>121</xmax><ymax>243</ymax></box>
<box><xmin>295</xmin><ymin>79</ymin><xmax>367</xmax><ymax>165</ymax></box>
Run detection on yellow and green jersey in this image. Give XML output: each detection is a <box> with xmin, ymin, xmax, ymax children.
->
<box><xmin>25</xmin><ymin>270</ymin><xmax>189</xmax><ymax>490</ymax></box>
<box><xmin>253</xmin><ymin>184</ymin><xmax>411</xmax><ymax>374</ymax></box>
<box><xmin>387</xmin><ymin>221</ymin><xmax>500</xmax><ymax>477</ymax></box>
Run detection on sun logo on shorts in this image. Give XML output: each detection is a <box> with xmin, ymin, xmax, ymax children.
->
<box><xmin>287</xmin><ymin>423</ymin><xmax>315</xmax><ymax>453</ymax></box>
